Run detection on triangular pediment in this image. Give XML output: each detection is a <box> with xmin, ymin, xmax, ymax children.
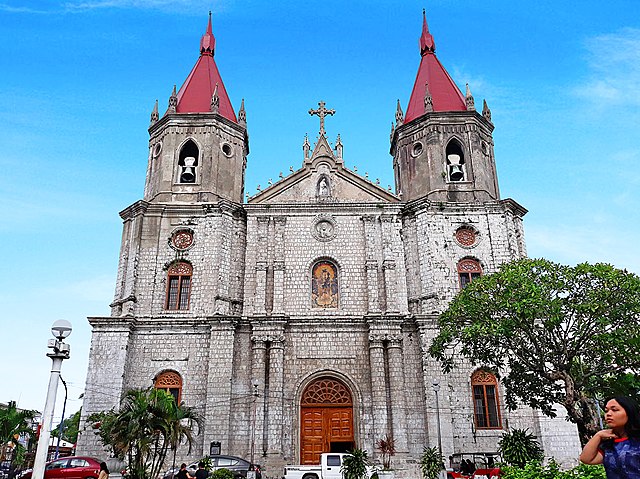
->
<box><xmin>248</xmin><ymin>135</ymin><xmax>398</xmax><ymax>205</ymax></box>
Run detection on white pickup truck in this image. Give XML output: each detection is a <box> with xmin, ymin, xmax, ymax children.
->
<box><xmin>283</xmin><ymin>453</ymin><xmax>376</xmax><ymax>479</ymax></box>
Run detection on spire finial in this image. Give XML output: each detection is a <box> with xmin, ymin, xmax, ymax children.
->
<box><xmin>424</xmin><ymin>82</ymin><xmax>433</xmax><ymax>113</ymax></box>
<box><xmin>238</xmin><ymin>98</ymin><xmax>247</xmax><ymax>126</ymax></box>
<box><xmin>395</xmin><ymin>99</ymin><xmax>404</xmax><ymax>126</ymax></box>
<box><xmin>465</xmin><ymin>83</ymin><xmax>475</xmax><ymax>111</ymax></box>
<box><xmin>303</xmin><ymin>134</ymin><xmax>311</xmax><ymax>160</ymax></box>
<box><xmin>309</xmin><ymin>101</ymin><xmax>335</xmax><ymax>136</ymax></box>
<box><xmin>200</xmin><ymin>12</ymin><xmax>216</xmax><ymax>56</ymax></box>
<box><xmin>390</xmin><ymin>121</ymin><xmax>396</xmax><ymax>143</ymax></box>
<box><xmin>166</xmin><ymin>85</ymin><xmax>177</xmax><ymax>114</ymax></box>
<box><xmin>150</xmin><ymin>99</ymin><xmax>159</xmax><ymax>125</ymax></box>
<box><xmin>419</xmin><ymin>9</ymin><xmax>436</xmax><ymax>55</ymax></box>
<box><xmin>335</xmin><ymin>133</ymin><xmax>343</xmax><ymax>159</ymax></box>
<box><xmin>482</xmin><ymin>99</ymin><xmax>492</xmax><ymax>123</ymax></box>
<box><xmin>210</xmin><ymin>83</ymin><xmax>220</xmax><ymax>113</ymax></box>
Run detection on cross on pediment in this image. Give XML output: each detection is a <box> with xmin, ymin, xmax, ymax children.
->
<box><xmin>309</xmin><ymin>101</ymin><xmax>335</xmax><ymax>136</ymax></box>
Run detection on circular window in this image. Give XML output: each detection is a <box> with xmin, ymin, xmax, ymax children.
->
<box><xmin>152</xmin><ymin>142</ymin><xmax>162</xmax><ymax>158</ymax></box>
<box><xmin>411</xmin><ymin>142</ymin><xmax>424</xmax><ymax>157</ymax></box>
<box><xmin>171</xmin><ymin>230</ymin><xmax>194</xmax><ymax>250</ymax></box>
<box><xmin>455</xmin><ymin>226</ymin><xmax>477</xmax><ymax>247</ymax></box>
<box><xmin>221</xmin><ymin>143</ymin><xmax>233</xmax><ymax>157</ymax></box>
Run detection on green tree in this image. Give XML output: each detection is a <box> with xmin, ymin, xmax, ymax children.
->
<box><xmin>0</xmin><ymin>401</ymin><xmax>37</xmax><ymax>467</ymax></box>
<box><xmin>89</xmin><ymin>388</ymin><xmax>202</xmax><ymax>479</ymax></box>
<box><xmin>428</xmin><ymin>258</ymin><xmax>640</xmax><ymax>445</ymax></box>
<box><xmin>51</xmin><ymin>409</ymin><xmax>81</xmax><ymax>443</ymax></box>
<box><xmin>498</xmin><ymin>428</ymin><xmax>543</xmax><ymax>468</ymax></box>
<box><xmin>341</xmin><ymin>448</ymin><xmax>371</xmax><ymax>479</ymax></box>
<box><xmin>419</xmin><ymin>447</ymin><xmax>444</xmax><ymax>479</ymax></box>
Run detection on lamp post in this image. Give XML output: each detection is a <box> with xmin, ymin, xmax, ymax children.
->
<box><xmin>248</xmin><ymin>379</ymin><xmax>259</xmax><ymax>479</ymax></box>
<box><xmin>432</xmin><ymin>379</ymin><xmax>442</xmax><ymax>456</ymax></box>
<box><xmin>32</xmin><ymin>320</ymin><xmax>72</xmax><ymax>479</ymax></box>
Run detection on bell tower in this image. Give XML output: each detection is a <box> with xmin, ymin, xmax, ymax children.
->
<box><xmin>144</xmin><ymin>13</ymin><xmax>248</xmax><ymax>204</ymax></box>
<box><xmin>391</xmin><ymin>11</ymin><xmax>498</xmax><ymax>203</ymax></box>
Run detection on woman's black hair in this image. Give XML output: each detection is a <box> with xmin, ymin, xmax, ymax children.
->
<box><xmin>606</xmin><ymin>396</ymin><xmax>640</xmax><ymax>438</ymax></box>
<box><xmin>100</xmin><ymin>462</ymin><xmax>109</xmax><ymax>474</ymax></box>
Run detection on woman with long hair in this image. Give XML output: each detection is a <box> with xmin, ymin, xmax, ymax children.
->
<box><xmin>580</xmin><ymin>396</ymin><xmax>640</xmax><ymax>478</ymax></box>
<box><xmin>98</xmin><ymin>462</ymin><xmax>109</xmax><ymax>479</ymax></box>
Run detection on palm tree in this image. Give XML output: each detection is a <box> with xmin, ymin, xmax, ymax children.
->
<box><xmin>89</xmin><ymin>389</ymin><xmax>202</xmax><ymax>479</ymax></box>
<box><xmin>0</xmin><ymin>401</ymin><xmax>37</xmax><ymax>468</ymax></box>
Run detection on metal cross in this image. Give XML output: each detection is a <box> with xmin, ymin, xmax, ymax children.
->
<box><xmin>309</xmin><ymin>101</ymin><xmax>335</xmax><ymax>136</ymax></box>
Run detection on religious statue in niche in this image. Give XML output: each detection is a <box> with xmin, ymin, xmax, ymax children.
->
<box><xmin>317</xmin><ymin>176</ymin><xmax>330</xmax><ymax>197</ymax></box>
<box><xmin>311</xmin><ymin>261</ymin><xmax>339</xmax><ymax>308</ymax></box>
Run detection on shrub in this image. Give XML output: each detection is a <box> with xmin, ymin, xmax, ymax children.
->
<box><xmin>498</xmin><ymin>428</ymin><xmax>544</xmax><ymax>467</ymax></box>
<box><xmin>211</xmin><ymin>469</ymin><xmax>234</xmax><ymax>479</ymax></box>
<box><xmin>419</xmin><ymin>446</ymin><xmax>444</xmax><ymax>479</ymax></box>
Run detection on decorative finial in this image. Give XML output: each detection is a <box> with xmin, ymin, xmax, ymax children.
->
<box><xmin>166</xmin><ymin>85</ymin><xmax>177</xmax><ymax>114</ymax></box>
<box><xmin>289</xmin><ymin>166</ymin><xmax>294</xmax><ymax>172</ymax></box>
<box><xmin>376</xmin><ymin>178</ymin><xmax>380</xmax><ymax>185</ymax></box>
<box><xmin>419</xmin><ymin>9</ymin><xmax>436</xmax><ymax>55</ymax></box>
<box><xmin>268</xmin><ymin>178</ymin><xmax>273</xmax><ymax>186</ymax></box>
<box><xmin>200</xmin><ymin>12</ymin><xmax>216</xmax><ymax>56</ymax></box>
<box><xmin>238</xmin><ymin>98</ymin><xmax>247</xmax><ymax>126</ymax></box>
<box><xmin>395</xmin><ymin>99</ymin><xmax>404</xmax><ymax>126</ymax></box>
<box><xmin>279</xmin><ymin>172</ymin><xmax>284</xmax><ymax>179</ymax></box>
<box><xmin>424</xmin><ymin>82</ymin><xmax>433</xmax><ymax>113</ymax></box>
<box><xmin>390</xmin><ymin>121</ymin><xmax>396</xmax><ymax>143</ymax></box>
<box><xmin>335</xmin><ymin>133</ymin><xmax>343</xmax><ymax>159</ymax></box>
<box><xmin>303</xmin><ymin>133</ymin><xmax>311</xmax><ymax>160</ymax></box>
<box><xmin>465</xmin><ymin>83</ymin><xmax>475</xmax><ymax>111</ymax></box>
<box><xmin>256</xmin><ymin>184</ymin><xmax>261</xmax><ymax>191</ymax></box>
<box><xmin>309</xmin><ymin>101</ymin><xmax>335</xmax><ymax>136</ymax></box>
<box><xmin>211</xmin><ymin>83</ymin><xmax>220</xmax><ymax>113</ymax></box>
<box><xmin>150</xmin><ymin>99</ymin><xmax>159</xmax><ymax>125</ymax></box>
<box><xmin>482</xmin><ymin>99</ymin><xmax>492</xmax><ymax>123</ymax></box>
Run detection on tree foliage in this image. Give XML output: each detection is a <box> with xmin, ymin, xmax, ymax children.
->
<box><xmin>428</xmin><ymin>258</ymin><xmax>640</xmax><ymax>445</ymax></box>
<box><xmin>498</xmin><ymin>428</ymin><xmax>543</xmax><ymax>468</ymax></box>
<box><xmin>88</xmin><ymin>388</ymin><xmax>202</xmax><ymax>479</ymax></box>
<box><xmin>0</xmin><ymin>401</ymin><xmax>37</xmax><ymax>467</ymax></box>
<box><xmin>341</xmin><ymin>448</ymin><xmax>371</xmax><ymax>479</ymax></box>
<box><xmin>374</xmin><ymin>434</ymin><xmax>396</xmax><ymax>470</ymax></box>
<box><xmin>500</xmin><ymin>460</ymin><xmax>605</xmax><ymax>479</ymax></box>
<box><xmin>419</xmin><ymin>447</ymin><xmax>444</xmax><ymax>479</ymax></box>
<box><xmin>51</xmin><ymin>409</ymin><xmax>81</xmax><ymax>444</ymax></box>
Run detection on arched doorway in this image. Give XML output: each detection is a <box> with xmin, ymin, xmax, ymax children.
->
<box><xmin>300</xmin><ymin>377</ymin><xmax>355</xmax><ymax>464</ymax></box>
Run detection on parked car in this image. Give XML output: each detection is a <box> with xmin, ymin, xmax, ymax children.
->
<box><xmin>447</xmin><ymin>452</ymin><xmax>501</xmax><ymax>479</ymax></box>
<box><xmin>162</xmin><ymin>456</ymin><xmax>261</xmax><ymax>479</ymax></box>
<box><xmin>17</xmin><ymin>457</ymin><xmax>102</xmax><ymax>479</ymax></box>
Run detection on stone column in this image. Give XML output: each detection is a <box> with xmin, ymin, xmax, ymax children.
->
<box><xmin>255</xmin><ymin>261</ymin><xmax>268</xmax><ymax>315</ymax></box>
<box><xmin>382</xmin><ymin>260</ymin><xmax>398</xmax><ymax>313</ymax></box>
<box><xmin>368</xmin><ymin>334</ymin><xmax>388</xmax><ymax>437</ymax></box>
<box><xmin>250</xmin><ymin>336</ymin><xmax>268</xmax><ymax>458</ymax></box>
<box><xmin>267</xmin><ymin>335</ymin><xmax>285</xmax><ymax>453</ymax></box>
<box><xmin>387</xmin><ymin>335</ymin><xmax>408</xmax><ymax>452</ymax></box>
<box><xmin>362</xmin><ymin>215</ymin><xmax>381</xmax><ymax>314</ymax></box>
<box><xmin>272</xmin><ymin>217</ymin><xmax>286</xmax><ymax>314</ymax></box>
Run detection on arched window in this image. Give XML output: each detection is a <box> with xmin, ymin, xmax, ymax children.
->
<box><xmin>471</xmin><ymin>370</ymin><xmax>502</xmax><ymax>429</ymax></box>
<box><xmin>165</xmin><ymin>262</ymin><xmax>192</xmax><ymax>310</ymax></box>
<box><xmin>458</xmin><ymin>258</ymin><xmax>482</xmax><ymax>288</ymax></box>
<box><xmin>446</xmin><ymin>139</ymin><xmax>466</xmax><ymax>182</ymax></box>
<box><xmin>311</xmin><ymin>260</ymin><xmax>339</xmax><ymax>308</ymax></box>
<box><xmin>178</xmin><ymin>140</ymin><xmax>199</xmax><ymax>183</ymax></box>
<box><xmin>155</xmin><ymin>370</ymin><xmax>182</xmax><ymax>404</ymax></box>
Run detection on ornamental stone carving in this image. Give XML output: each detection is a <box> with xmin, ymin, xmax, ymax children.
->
<box><xmin>311</xmin><ymin>214</ymin><xmax>337</xmax><ymax>242</ymax></box>
<box><xmin>169</xmin><ymin>229</ymin><xmax>195</xmax><ymax>251</ymax></box>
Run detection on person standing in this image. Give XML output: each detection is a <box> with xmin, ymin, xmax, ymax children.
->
<box><xmin>194</xmin><ymin>462</ymin><xmax>209</xmax><ymax>479</ymax></box>
<box><xmin>98</xmin><ymin>463</ymin><xmax>109</xmax><ymax>479</ymax></box>
<box><xmin>580</xmin><ymin>396</ymin><xmax>640</xmax><ymax>478</ymax></box>
<box><xmin>175</xmin><ymin>464</ymin><xmax>192</xmax><ymax>479</ymax></box>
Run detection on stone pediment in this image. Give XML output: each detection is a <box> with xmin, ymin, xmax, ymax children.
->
<box><xmin>247</xmin><ymin>134</ymin><xmax>399</xmax><ymax>205</ymax></box>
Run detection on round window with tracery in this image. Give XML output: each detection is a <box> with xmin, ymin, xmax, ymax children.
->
<box><xmin>455</xmin><ymin>226</ymin><xmax>477</xmax><ymax>247</ymax></box>
<box><xmin>171</xmin><ymin>230</ymin><xmax>194</xmax><ymax>250</ymax></box>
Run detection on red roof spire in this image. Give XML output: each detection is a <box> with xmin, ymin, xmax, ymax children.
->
<box><xmin>175</xmin><ymin>13</ymin><xmax>238</xmax><ymax>122</ymax></box>
<box><xmin>404</xmin><ymin>10</ymin><xmax>466</xmax><ymax>122</ymax></box>
<box><xmin>419</xmin><ymin>9</ymin><xmax>435</xmax><ymax>54</ymax></box>
<box><xmin>200</xmin><ymin>11</ymin><xmax>215</xmax><ymax>56</ymax></box>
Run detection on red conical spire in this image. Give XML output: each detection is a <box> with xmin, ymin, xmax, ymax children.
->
<box><xmin>419</xmin><ymin>9</ymin><xmax>435</xmax><ymax>55</ymax></box>
<box><xmin>175</xmin><ymin>13</ymin><xmax>237</xmax><ymax>122</ymax></box>
<box><xmin>200</xmin><ymin>11</ymin><xmax>215</xmax><ymax>56</ymax></box>
<box><xmin>404</xmin><ymin>10</ymin><xmax>466</xmax><ymax>122</ymax></box>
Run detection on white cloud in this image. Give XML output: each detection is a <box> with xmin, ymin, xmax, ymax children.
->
<box><xmin>63</xmin><ymin>0</ymin><xmax>222</xmax><ymax>13</ymax></box>
<box><xmin>0</xmin><ymin>3</ymin><xmax>49</xmax><ymax>13</ymax></box>
<box><xmin>574</xmin><ymin>27</ymin><xmax>640</xmax><ymax>107</ymax></box>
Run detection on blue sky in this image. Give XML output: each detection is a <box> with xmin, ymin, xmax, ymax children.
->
<box><xmin>1</xmin><ymin>0</ymin><xmax>638</xmax><ymax>419</ymax></box>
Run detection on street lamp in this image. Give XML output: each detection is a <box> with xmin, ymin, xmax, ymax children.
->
<box><xmin>248</xmin><ymin>379</ymin><xmax>259</xmax><ymax>479</ymax></box>
<box><xmin>32</xmin><ymin>320</ymin><xmax>72</xmax><ymax>479</ymax></box>
<box><xmin>432</xmin><ymin>379</ymin><xmax>443</xmax><ymax>456</ymax></box>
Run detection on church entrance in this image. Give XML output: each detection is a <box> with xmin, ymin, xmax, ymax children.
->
<box><xmin>300</xmin><ymin>377</ymin><xmax>354</xmax><ymax>464</ymax></box>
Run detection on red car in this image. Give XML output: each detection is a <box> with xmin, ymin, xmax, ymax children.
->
<box><xmin>19</xmin><ymin>457</ymin><xmax>102</xmax><ymax>479</ymax></box>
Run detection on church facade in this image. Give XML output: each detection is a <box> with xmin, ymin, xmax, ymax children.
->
<box><xmin>77</xmin><ymin>13</ymin><xmax>580</xmax><ymax>477</ymax></box>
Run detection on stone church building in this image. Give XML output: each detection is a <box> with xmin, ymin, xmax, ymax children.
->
<box><xmin>77</xmin><ymin>12</ymin><xmax>580</xmax><ymax>476</ymax></box>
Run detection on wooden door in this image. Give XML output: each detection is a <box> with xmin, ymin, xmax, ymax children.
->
<box><xmin>300</xmin><ymin>378</ymin><xmax>354</xmax><ymax>464</ymax></box>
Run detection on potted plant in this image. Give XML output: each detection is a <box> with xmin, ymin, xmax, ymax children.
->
<box><xmin>341</xmin><ymin>448</ymin><xmax>372</xmax><ymax>479</ymax></box>
<box><xmin>419</xmin><ymin>447</ymin><xmax>444</xmax><ymax>479</ymax></box>
<box><xmin>375</xmin><ymin>435</ymin><xmax>396</xmax><ymax>479</ymax></box>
